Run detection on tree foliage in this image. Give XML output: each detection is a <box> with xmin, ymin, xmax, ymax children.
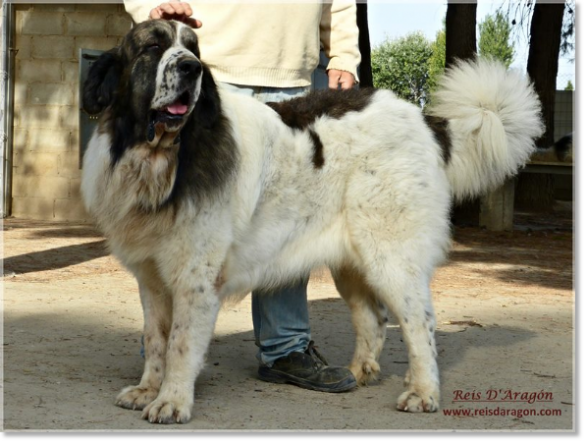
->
<box><xmin>369</xmin><ymin>6</ymin><xmax>530</xmax><ymax>108</ymax></box>
<box><xmin>371</xmin><ymin>32</ymin><xmax>433</xmax><ymax>107</ymax></box>
<box><xmin>564</xmin><ymin>80</ymin><xmax>574</xmax><ymax>91</ymax></box>
<box><xmin>478</xmin><ymin>10</ymin><xmax>515</xmax><ymax>68</ymax></box>
<box><xmin>428</xmin><ymin>27</ymin><xmax>446</xmax><ymax>92</ymax></box>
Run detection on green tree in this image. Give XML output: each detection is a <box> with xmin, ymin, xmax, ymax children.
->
<box><xmin>371</xmin><ymin>32</ymin><xmax>433</xmax><ymax>107</ymax></box>
<box><xmin>564</xmin><ymin>80</ymin><xmax>574</xmax><ymax>91</ymax></box>
<box><xmin>428</xmin><ymin>27</ymin><xmax>446</xmax><ymax>91</ymax></box>
<box><xmin>478</xmin><ymin>11</ymin><xmax>515</xmax><ymax>68</ymax></box>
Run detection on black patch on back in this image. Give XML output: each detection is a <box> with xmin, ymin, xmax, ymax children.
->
<box><xmin>267</xmin><ymin>88</ymin><xmax>376</xmax><ymax>130</ymax></box>
<box><xmin>424</xmin><ymin>115</ymin><xmax>452</xmax><ymax>164</ymax></box>
<box><xmin>308</xmin><ymin>129</ymin><xmax>324</xmax><ymax>169</ymax></box>
<box><xmin>267</xmin><ymin>88</ymin><xmax>376</xmax><ymax>169</ymax></box>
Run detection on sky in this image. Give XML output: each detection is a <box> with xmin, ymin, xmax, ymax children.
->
<box><xmin>366</xmin><ymin>0</ymin><xmax>576</xmax><ymax>90</ymax></box>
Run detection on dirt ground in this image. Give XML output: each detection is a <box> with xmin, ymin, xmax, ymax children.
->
<box><xmin>1</xmin><ymin>204</ymin><xmax>574</xmax><ymax>432</ymax></box>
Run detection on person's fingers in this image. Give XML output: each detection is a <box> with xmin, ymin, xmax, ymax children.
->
<box><xmin>158</xmin><ymin>2</ymin><xmax>183</xmax><ymax>15</ymax></box>
<box><xmin>184</xmin><ymin>17</ymin><xmax>203</xmax><ymax>28</ymax></box>
<box><xmin>161</xmin><ymin>12</ymin><xmax>201</xmax><ymax>28</ymax></box>
<box><xmin>328</xmin><ymin>70</ymin><xmax>342</xmax><ymax>90</ymax></box>
<box><xmin>150</xmin><ymin>2</ymin><xmax>201</xmax><ymax>27</ymax></box>
<box><xmin>158</xmin><ymin>2</ymin><xmax>194</xmax><ymax>21</ymax></box>
<box><xmin>338</xmin><ymin>71</ymin><xmax>356</xmax><ymax>90</ymax></box>
<box><xmin>328</xmin><ymin>70</ymin><xmax>356</xmax><ymax>90</ymax></box>
<box><xmin>179</xmin><ymin>2</ymin><xmax>193</xmax><ymax>17</ymax></box>
<box><xmin>149</xmin><ymin>6</ymin><xmax>164</xmax><ymax>19</ymax></box>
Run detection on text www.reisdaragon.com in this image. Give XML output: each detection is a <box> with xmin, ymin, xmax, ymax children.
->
<box><xmin>442</xmin><ymin>407</ymin><xmax>563</xmax><ymax>418</ymax></box>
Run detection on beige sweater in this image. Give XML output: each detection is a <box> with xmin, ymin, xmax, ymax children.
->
<box><xmin>123</xmin><ymin>1</ymin><xmax>361</xmax><ymax>88</ymax></box>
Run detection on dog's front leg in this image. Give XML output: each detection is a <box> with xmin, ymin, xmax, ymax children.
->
<box><xmin>141</xmin><ymin>265</ymin><xmax>221</xmax><ymax>425</ymax></box>
<box><xmin>116</xmin><ymin>259</ymin><xmax>172</xmax><ymax>411</ymax></box>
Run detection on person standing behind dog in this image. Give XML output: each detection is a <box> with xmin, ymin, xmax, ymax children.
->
<box><xmin>124</xmin><ymin>0</ymin><xmax>361</xmax><ymax>393</ymax></box>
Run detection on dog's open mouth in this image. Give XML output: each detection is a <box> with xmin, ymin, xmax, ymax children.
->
<box><xmin>161</xmin><ymin>90</ymin><xmax>192</xmax><ymax>117</ymax></box>
<box><xmin>147</xmin><ymin>90</ymin><xmax>194</xmax><ymax>146</ymax></box>
<box><xmin>152</xmin><ymin>90</ymin><xmax>193</xmax><ymax>124</ymax></box>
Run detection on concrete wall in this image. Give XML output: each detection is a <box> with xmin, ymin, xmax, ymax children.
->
<box><xmin>11</xmin><ymin>4</ymin><xmax>131</xmax><ymax>220</ymax></box>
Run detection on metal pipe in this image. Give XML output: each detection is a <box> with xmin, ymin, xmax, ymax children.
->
<box><xmin>1</xmin><ymin>1</ymin><xmax>14</xmax><ymax>218</ymax></box>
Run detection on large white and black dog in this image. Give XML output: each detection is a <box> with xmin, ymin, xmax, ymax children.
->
<box><xmin>81</xmin><ymin>20</ymin><xmax>543</xmax><ymax>424</ymax></box>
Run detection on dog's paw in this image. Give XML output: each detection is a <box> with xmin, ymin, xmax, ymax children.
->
<box><xmin>115</xmin><ymin>385</ymin><xmax>159</xmax><ymax>410</ymax></box>
<box><xmin>396</xmin><ymin>390</ymin><xmax>439</xmax><ymax>413</ymax></box>
<box><xmin>349</xmin><ymin>358</ymin><xmax>380</xmax><ymax>385</ymax></box>
<box><xmin>142</xmin><ymin>396</ymin><xmax>193</xmax><ymax>424</ymax></box>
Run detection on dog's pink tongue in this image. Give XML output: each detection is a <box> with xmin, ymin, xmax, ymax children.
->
<box><xmin>166</xmin><ymin>102</ymin><xmax>188</xmax><ymax>115</ymax></box>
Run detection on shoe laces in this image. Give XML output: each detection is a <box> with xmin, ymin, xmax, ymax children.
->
<box><xmin>305</xmin><ymin>340</ymin><xmax>329</xmax><ymax>368</ymax></box>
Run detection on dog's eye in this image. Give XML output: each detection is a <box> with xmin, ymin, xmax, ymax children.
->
<box><xmin>147</xmin><ymin>43</ymin><xmax>161</xmax><ymax>52</ymax></box>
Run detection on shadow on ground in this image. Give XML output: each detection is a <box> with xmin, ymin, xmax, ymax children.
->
<box><xmin>3</xmin><ymin>297</ymin><xmax>538</xmax><ymax>431</ymax></box>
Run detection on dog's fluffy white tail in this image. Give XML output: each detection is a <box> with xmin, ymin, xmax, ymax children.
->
<box><xmin>427</xmin><ymin>58</ymin><xmax>544</xmax><ymax>202</ymax></box>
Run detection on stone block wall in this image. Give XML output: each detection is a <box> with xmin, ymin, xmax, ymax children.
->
<box><xmin>11</xmin><ymin>3</ymin><xmax>131</xmax><ymax>220</ymax></box>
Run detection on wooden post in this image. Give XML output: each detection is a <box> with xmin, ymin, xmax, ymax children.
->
<box><xmin>479</xmin><ymin>179</ymin><xmax>516</xmax><ymax>231</ymax></box>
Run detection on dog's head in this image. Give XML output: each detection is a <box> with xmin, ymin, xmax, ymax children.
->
<box><xmin>83</xmin><ymin>19</ymin><xmax>220</xmax><ymax>151</ymax></box>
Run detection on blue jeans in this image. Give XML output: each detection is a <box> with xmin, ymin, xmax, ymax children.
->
<box><xmin>220</xmin><ymin>83</ymin><xmax>312</xmax><ymax>367</ymax></box>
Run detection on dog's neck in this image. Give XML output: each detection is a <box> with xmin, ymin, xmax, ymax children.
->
<box><xmin>147</xmin><ymin>120</ymin><xmax>182</xmax><ymax>149</ymax></box>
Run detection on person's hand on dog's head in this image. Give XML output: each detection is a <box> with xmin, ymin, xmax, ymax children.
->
<box><xmin>149</xmin><ymin>1</ymin><xmax>202</xmax><ymax>28</ymax></box>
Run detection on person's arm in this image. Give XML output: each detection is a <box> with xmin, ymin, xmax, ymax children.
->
<box><xmin>320</xmin><ymin>0</ymin><xmax>361</xmax><ymax>89</ymax></box>
<box><xmin>123</xmin><ymin>0</ymin><xmax>201</xmax><ymax>27</ymax></box>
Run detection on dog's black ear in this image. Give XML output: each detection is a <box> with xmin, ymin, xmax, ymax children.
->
<box><xmin>194</xmin><ymin>64</ymin><xmax>221</xmax><ymax>128</ymax></box>
<box><xmin>83</xmin><ymin>48</ymin><xmax>121</xmax><ymax>115</ymax></box>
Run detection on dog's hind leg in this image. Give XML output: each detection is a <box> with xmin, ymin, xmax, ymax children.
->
<box><xmin>116</xmin><ymin>259</ymin><xmax>172</xmax><ymax>411</ymax></box>
<box><xmin>332</xmin><ymin>266</ymin><xmax>388</xmax><ymax>385</ymax></box>
<box><xmin>362</xmin><ymin>261</ymin><xmax>440</xmax><ymax>413</ymax></box>
<box><xmin>342</xmin><ymin>153</ymin><xmax>450</xmax><ymax>412</ymax></box>
<box><xmin>344</xmin><ymin>209</ymin><xmax>444</xmax><ymax>411</ymax></box>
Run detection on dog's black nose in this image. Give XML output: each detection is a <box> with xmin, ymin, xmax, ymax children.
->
<box><xmin>178</xmin><ymin>59</ymin><xmax>202</xmax><ymax>76</ymax></box>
